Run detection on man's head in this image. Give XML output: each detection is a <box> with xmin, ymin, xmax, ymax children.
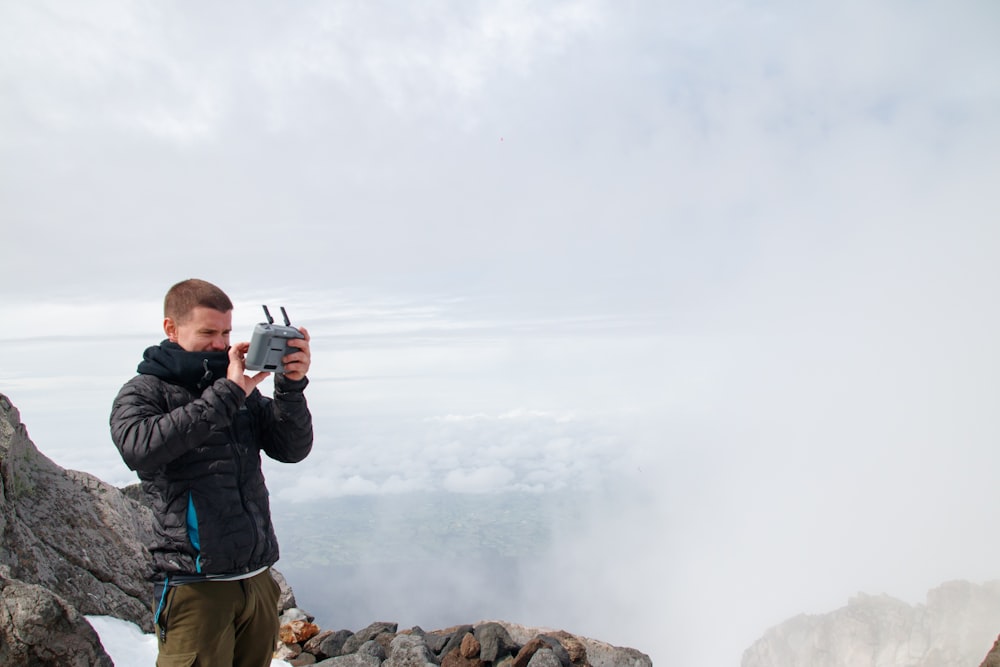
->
<box><xmin>163</xmin><ymin>279</ymin><xmax>234</xmax><ymax>352</ymax></box>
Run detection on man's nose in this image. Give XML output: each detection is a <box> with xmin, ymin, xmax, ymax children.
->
<box><xmin>209</xmin><ymin>336</ymin><xmax>227</xmax><ymax>351</ymax></box>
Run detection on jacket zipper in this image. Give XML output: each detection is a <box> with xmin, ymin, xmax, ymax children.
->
<box><xmin>230</xmin><ymin>407</ymin><xmax>260</xmax><ymax>571</ymax></box>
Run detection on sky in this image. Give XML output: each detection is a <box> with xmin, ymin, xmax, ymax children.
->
<box><xmin>3</xmin><ymin>1</ymin><xmax>1000</xmax><ymax>665</ymax></box>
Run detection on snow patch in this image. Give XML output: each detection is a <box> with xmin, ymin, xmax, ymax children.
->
<box><xmin>86</xmin><ymin>615</ymin><xmax>288</xmax><ymax>667</ymax></box>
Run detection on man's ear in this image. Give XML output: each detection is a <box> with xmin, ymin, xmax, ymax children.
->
<box><xmin>163</xmin><ymin>317</ymin><xmax>177</xmax><ymax>342</ymax></box>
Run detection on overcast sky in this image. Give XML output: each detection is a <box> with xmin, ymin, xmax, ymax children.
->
<box><xmin>2</xmin><ymin>1</ymin><xmax>1000</xmax><ymax>665</ymax></box>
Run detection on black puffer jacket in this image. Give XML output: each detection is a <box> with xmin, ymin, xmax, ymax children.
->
<box><xmin>109</xmin><ymin>341</ymin><xmax>312</xmax><ymax>580</ymax></box>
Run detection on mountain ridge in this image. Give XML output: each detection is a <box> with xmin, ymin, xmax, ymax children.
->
<box><xmin>741</xmin><ymin>578</ymin><xmax>1000</xmax><ymax>666</ymax></box>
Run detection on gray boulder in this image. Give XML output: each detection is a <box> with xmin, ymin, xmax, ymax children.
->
<box><xmin>536</xmin><ymin>635</ymin><xmax>572</xmax><ymax>667</ymax></box>
<box><xmin>474</xmin><ymin>622</ymin><xmax>519</xmax><ymax>662</ymax></box>
<box><xmin>527</xmin><ymin>648</ymin><xmax>563</xmax><ymax>667</ymax></box>
<box><xmin>341</xmin><ymin>621</ymin><xmax>399</xmax><ymax>656</ymax></box>
<box><xmin>313</xmin><ymin>628</ymin><xmax>355</xmax><ymax>659</ymax></box>
<box><xmin>436</xmin><ymin>624</ymin><xmax>475</xmax><ymax>658</ymax></box>
<box><xmin>386</xmin><ymin>633</ymin><xmax>437</xmax><ymax>667</ymax></box>
<box><xmin>315</xmin><ymin>651</ymin><xmax>384</xmax><ymax>667</ymax></box>
<box><xmin>423</xmin><ymin>627</ymin><xmax>456</xmax><ymax>656</ymax></box>
<box><xmin>359</xmin><ymin>638</ymin><xmax>388</xmax><ymax>660</ymax></box>
<box><xmin>0</xmin><ymin>571</ymin><xmax>113</xmax><ymax>666</ymax></box>
<box><xmin>273</xmin><ymin>567</ymin><xmax>300</xmax><ymax>612</ymax></box>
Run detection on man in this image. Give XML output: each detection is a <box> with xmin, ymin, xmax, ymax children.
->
<box><xmin>110</xmin><ymin>278</ymin><xmax>313</xmax><ymax>667</ymax></box>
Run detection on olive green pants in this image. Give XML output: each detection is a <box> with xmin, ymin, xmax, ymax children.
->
<box><xmin>155</xmin><ymin>569</ymin><xmax>280</xmax><ymax>667</ymax></box>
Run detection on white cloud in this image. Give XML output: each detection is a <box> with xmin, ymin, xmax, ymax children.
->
<box><xmin>340</xmin><ymin>475</ymin><xmax>380</xmax><ymax>495</ymax></box>
<box><xmin>274</xmin><ymin>472</ymin><xmax>381</xmax><ymax>502</ymax></box>
<box><xmin>443</xmin><ymin>465</ymin><xmax>515</xmax><ymax>493</ymax></box>
<box><xmin>0</xmin><ymin>300</ymin><xmax>160</xmax><ymax>340</ymax></box>
<box><xmin>380</xmin><ymin>474</ymin><xmax>428</xmax><ymax>495</ymax></box>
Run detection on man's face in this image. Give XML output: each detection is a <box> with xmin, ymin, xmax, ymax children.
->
<box><xmin>164</xmin><ymin>307</ymin><xmax>233</xmax><ymax>352</ymax></box>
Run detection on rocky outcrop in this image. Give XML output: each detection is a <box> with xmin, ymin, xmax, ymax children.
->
<box><xmin>742</xmin><ymin>580</ymin><xmax>1000</xmax><ymax>667</ymax></box>
<box><xmin>980</xmin><ymin>634</ymin><xmax>1000</xmax><ymax>667</ymax></box>
<box><xmin>272</xmin><ymin>614</ymin><xmax>653</xmax><ymax>667</ymax></box>
<box><xmin>0</xmin><ymin>393</ymin><xmax>153</xmax><ymax>632</ymax></box>
<box><xmin>0</xmin><ymin>570</ymin><xmax>113</xmax><ymax>666</ymax></box>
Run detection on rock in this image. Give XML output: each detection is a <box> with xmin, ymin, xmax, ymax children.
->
<box><xmin>742</xmin><ymin>581</ymin><xmax>1000</xmax><ymax>667</ymax></box>
<box><xmin>981</xmin><ymin>635</ymin><xmax>1000</xmax><ymax>667</ymax></box>
<box><xmin>385</xmin><ymin>633</ymin><xmax>438</xmax><ymax>667</ymax></box>
<box><xmin>341</xmin><ymin>621</ymin><xmax>399</xmax><ymax>656</ymax></box>
<box><xmin>0</xmin><ymin>571</ymin><xmax>114</xmax><ymax>666</ymax></box>
<box><xmin>313</xmin><ymin>629</ymin><xmax>355</xmax><ymax>659</ymax></box>
<box><xmin>303</xmin><ymin>629</ymin><xmax>336</xmax><ymax>657</ymax></box>
<box><xmin>495</xmin><ymin>623</ymin><xmax>650</xmax><ymax>667</ymax></box>
<box><xmin>546</xmin><ymin>631</ymin><xmax>588</xmax><ymax>666</ymax></box>
<box><xmin>576</xmin><ymin>642</ymin><xmax>649</xmax><ymax>667</ymax></box>
<box><xmin>435</xmin><ymin>625</ymin><xmax>475</xmax><ymax>658</ymax></box>
<box><xmin>0</xmin><ymin>393</ymin><xmax>153</xmax><ymax>631</ymax></box>
<box><xmin>315</xmin><ymin>652</ymin><xmax>383</xmax><ymax>667</ymax></box>
<box><xmin>282</xmin><ymin>619</ymin><xmax>322</xmax><ymax>644</ymax></box>
<box><xmin>277</xmin><ymin>642</ymin><xmax>304</xmax><ymax>660</ymax></box>
<box><xmin>401</xmin><ymin>625</ymin><xmax>439</xmax><ymax>662</ymax></box>
<box><xmin>474</xmin><ymin>622</ymin><xmax>519</xmax><ymax>662</ymax></box>
<box><xmin>312</xmin><ymin>641</ymin><xmax>386</xmax><ymax>667</ymax></box>
<box><xmin>442</xmin><ymin>645</ymin><xmax>485</xmax><ymax>667</ymax></box>
<box><xmin>282</xmin><ymin>607</ymin><xmax>311</xmax><ymax>624</ymax></box>
<box><xmin>423</xmin><ymin>630</ymin><xmax>452</xmax><ymax>656</ymax></box>
<box><xmin>273</xmin><ymin>569</ymin><xmax>299</xmax><ymax>612</ymax></box>
<box><xmin>119</xmin><ymin>482</ymin><xmax>146</xmax><ymax>506</ymax></box>
<box><xmin>536</xmin><ymin>635</ymin><xmax>571</xmax><ymax>667</ymax></box>
<box><xmin>513</xmin><ymin>638</ymin><xmax>548</xmax><ymax>667</ymax></box>
<box><xmin>358</xmin><ymin>639</ymin><xmax>388</xmax><ymax>661</ymax></box>
<box><xmin>461</xmin><ymin>633</ymin><xmax>482</xmax><ymax>659</ymax></box>
<box><xmin>528</xmin><ymin>649</ymin><xmax>563</xmax><ymax>667</ymax></box>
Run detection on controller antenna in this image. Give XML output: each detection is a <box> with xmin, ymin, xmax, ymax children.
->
<box><xmin>280</xmin><ymin>307</ymin><xmax>292</xmax><ymax>327</ymax></box>
<box><xmin>262</xmin><ymin>305</ymin><xmax>274</xmax><ymax>325</ymax></box>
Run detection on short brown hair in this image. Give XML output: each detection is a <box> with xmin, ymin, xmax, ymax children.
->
<box><xmin>164</xmin><ymin>279</ymin><xmax>234</xmax><ymax>322</ymax></box>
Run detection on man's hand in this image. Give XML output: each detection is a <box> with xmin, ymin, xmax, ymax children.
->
<box><xmin>228</xmin><ymin>342</ymin><xmax>271</xmax><ymax>396</ymax></box>
<box><xmin>281</xmin><ymin>326</ymin><xmax>311</xmax><ymax>382</ymax></box>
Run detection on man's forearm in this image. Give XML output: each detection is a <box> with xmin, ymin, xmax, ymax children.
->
<box><xmin>260</xmin><ymin>376</ymin><xmax>313</xmax><ymax>463</ymax></box>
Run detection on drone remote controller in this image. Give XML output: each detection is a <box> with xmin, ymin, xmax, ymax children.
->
<box><xmin>245</xmin><ymin>305</ymin><xmax>305</xmax><ymax>373</ymax></box>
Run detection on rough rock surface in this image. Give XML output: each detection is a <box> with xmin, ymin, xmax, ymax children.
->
<box><xmin>0</xmin><ymin>392</ymin><xmax>153</xmax><ymax>631</ymax></box>
<box><xmin>742</xmin><ymin>580</ymin><xmax>1000</xmax><ymax>667</ymax></box>
<box><xmin>0</xmin><ymin>571</ymin><xmax>114</xmax><ymax>666</ymax></box>
<box><xmin>980</xmin><ymin>635</ymin><xmax>1000</xmax><ymax>667</ymax></box>
<box><xmin>277</xmin><ymin>615</ymin><xmax>653</xmax><ymax>667</ymax></box>
<box><xmin>498</xmin><ymin>622</ymin><xmax>652</xmax><ymax>667</ymax></box>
